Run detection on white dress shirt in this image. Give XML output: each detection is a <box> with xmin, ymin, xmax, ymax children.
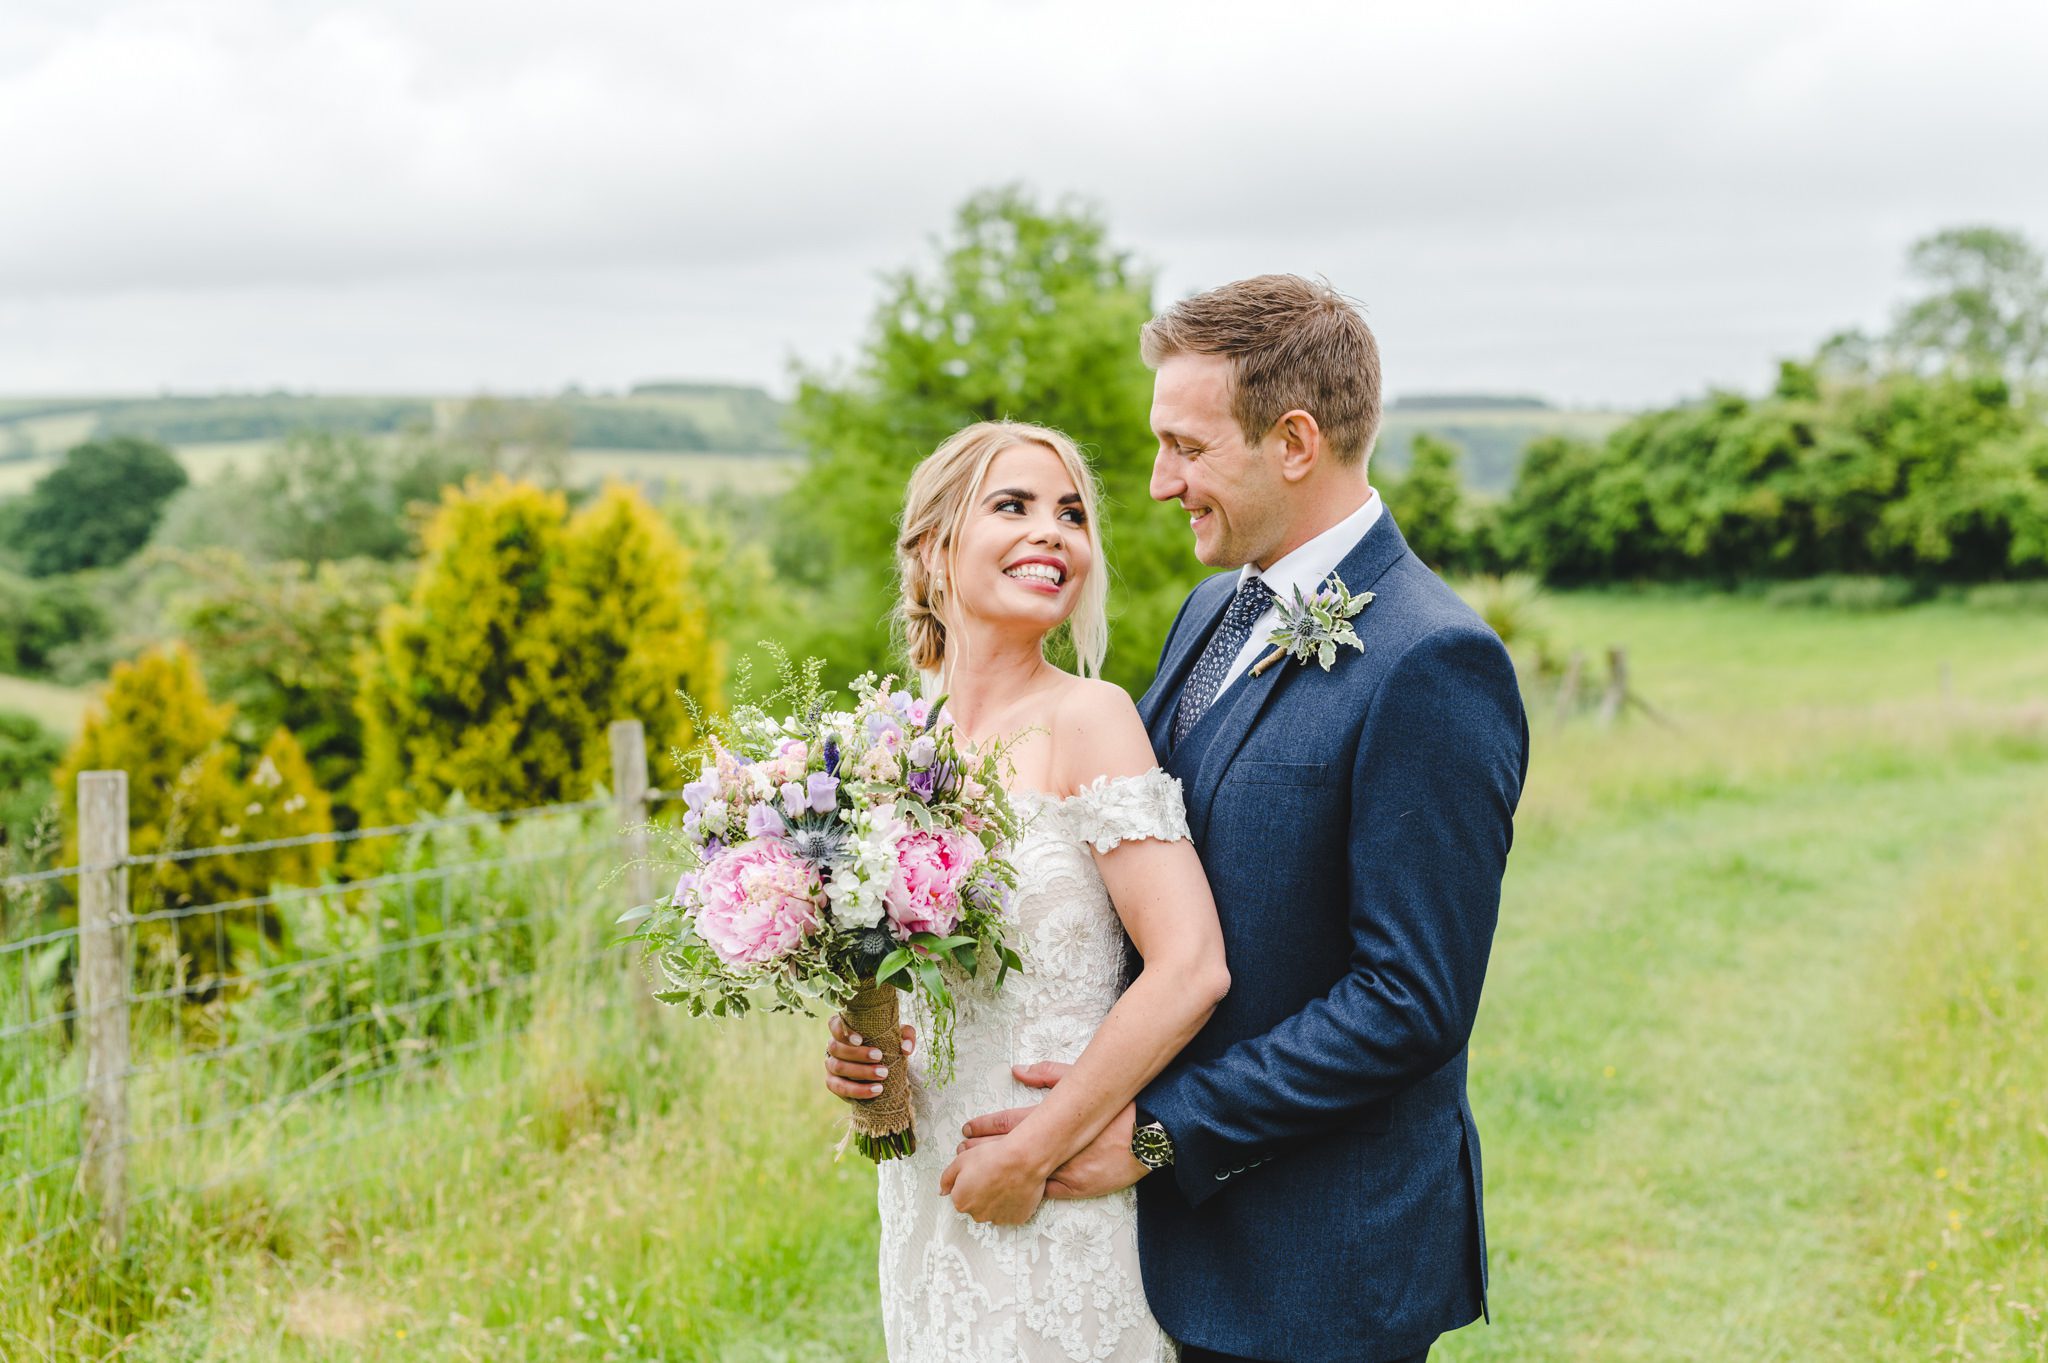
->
<box><xmin>1214</xmin><ymin>489</ymin><xmax>1384</xmax><ymax>696</ymax></box>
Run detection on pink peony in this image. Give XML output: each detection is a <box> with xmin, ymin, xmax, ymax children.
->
<box><xmin>885</xmin><ymin>827</ymin><xmax>980</xmax><ymax>940</ymax></box>
<box><xmin>691</xmin><ymin>838</ymin><xmax>823</xmax><ymax>967</ymax></box>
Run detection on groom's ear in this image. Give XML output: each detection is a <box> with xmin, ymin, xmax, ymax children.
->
<box><xmin>1272</xmin><ymin>409</ymin><xmax>1324</xmax><ymax>484</ymax></box>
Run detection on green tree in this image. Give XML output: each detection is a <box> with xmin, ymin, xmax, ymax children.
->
<box><xmin>352</xmin><ymin>476</ymin><xmax>718</xmax><ymax>825</ymax></box>
<box><xmin>783</xmin><ymin>186</ymin><xmax>1184</xmax><ymax>692</ymax></box>
<box><xmin>1381</xmin><ymin>433</ymin><xmax>1472</xmax><ymax>572</ymax></box>
<box><xmin>10</xmin><ymin>437</ymin><xmax>188</xmax><ymax>576</ymax></box>
<box><xmin>153</xmin><ymin>430</ymin><xmax>483</xmax><ymax>566</ymax></box>
<box><xmin>171</xmin><ymin>549</ymin><xmax>407</xmax><ymax>826</ymax></box>
<box><xmin>1890</xmin><ymin>226</ymin><xmax>2048</xmax><ymax>384</ymax></box>
<box><xmin>0</xmin><ymin>570</ymin><xmax>108</xmax><ymax>676</ymax></box>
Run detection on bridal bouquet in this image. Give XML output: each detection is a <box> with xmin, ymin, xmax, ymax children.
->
<box><xmin>620</xmin><ymin>661</ymin><xmax>1024</xmax><ymax>1160</ymax></box>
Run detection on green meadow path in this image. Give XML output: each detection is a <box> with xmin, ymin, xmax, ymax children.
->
<box><xmin>1442</xmin><ymin>730</ymin><xmax>2045</xmax><ymax>1360</ymax></box>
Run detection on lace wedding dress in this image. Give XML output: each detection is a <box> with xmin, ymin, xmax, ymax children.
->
<box><xmin>876</xmin><ymin>768</ymin><xmax>1190</xmax><ymax>1363</ymax></box>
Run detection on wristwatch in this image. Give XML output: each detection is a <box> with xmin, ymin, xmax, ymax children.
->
<box><xmin>1130</xmin><ymin>1109</ymin><xmax>1175</xmax><ymax>1172</ymax></box>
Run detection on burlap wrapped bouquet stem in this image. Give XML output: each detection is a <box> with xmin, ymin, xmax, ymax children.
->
<box><xmin>843</xmin><ymin>981</ymin><xmax>916</xmax><ymax>1160</ymax></box>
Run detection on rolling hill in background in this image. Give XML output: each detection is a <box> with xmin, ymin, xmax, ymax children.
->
<box><xmin>0</xmin><ymin>387</ymin><xmax>1624</xmax><ymax>499</ymax></box>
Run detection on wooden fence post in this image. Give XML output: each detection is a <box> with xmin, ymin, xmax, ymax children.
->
<box><xmin>77</xmin><ymin>770</ymin><xmax>130</xmax><ymax>1251</ymax></box>
<box><xmin>1598</xmin><ymin>647</ymin><xmax>1629</xmax><ymax>727</ymax></box>
<box><xmin>609</xmin><ymin>721</ymin><xmax>658</xmax><ymax>1016</ymax></box>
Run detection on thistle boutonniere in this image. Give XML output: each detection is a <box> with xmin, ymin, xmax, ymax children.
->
<box><xmin>1249</xmin><ymin>574</ymin><xmax>1374</xmax><ymax>678</ymax></box>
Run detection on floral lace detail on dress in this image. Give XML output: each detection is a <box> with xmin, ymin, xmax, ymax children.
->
<box><xmin>875</xmin><ymin>767</ymin><xmax>1188</xmax><ymax>1363</ymax></box>
<box><xmin>1057</xmin><ymin>769</ymin><xmax>1191</xmax><ymax>854</ymax></box>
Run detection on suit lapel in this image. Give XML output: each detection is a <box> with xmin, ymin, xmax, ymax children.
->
<box><xmin>1181</xmin><ymin>512</ymin><xmax>1415</xmax><ymax>837</ymax></box>
<box><xmin>1138</xmin><ymin>576</ymin><xmax>1235</xmax><ymax>763</ymax></box>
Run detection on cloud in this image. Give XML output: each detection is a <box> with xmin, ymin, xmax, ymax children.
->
<box><xmin>2</xmin><ymin>0</ymin><xmax>2044</xmax><ymax>402</ymax></box>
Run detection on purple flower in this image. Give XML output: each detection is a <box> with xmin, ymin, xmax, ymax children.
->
<box><xmin>669</xmin><ymin>871</ymin><xmax>698</xmax><ymax>906</ymax></box>
<box><xmin>806</xmin><ymin>772</ymin><xmax>840</xmax><ymax>814</ymax></box>
<box><xmin>682</xmin><ymin>779</ymin><xmax>716</xmax><ymax>814</ymax></box>
<box><xmin>888</xmin><ymin>688</ymin><xmax>914</xmax><ymax>717</ymax></box>
<box><xmin>779</xmin><ymin>781</ymin><xmax>807</xmax><ymax>819</ymax></box>
<box><xmin>747</xmin><ymin>804</ymin><xmax>787</xmax><ymax>840</ymax></box>
<box><xmin>865</xmin><ymin>713</ymin><xmax>904</xmax><ymax>749</ymax></box>
<box><xmin>908</xmin><ymin>768</ymin><xmax>936</xmax><ymax>802</ymax></box>
<box><xmin>703</xmin><ymin>835</ymin><xmax>725</xmax><ymax>858</ymax></box>
<box><xmin>682</xmin><ymin>810</ymin><xmax>702</xmax><ymax>840</ymax></box>
<box><xmin>822</xmin><ymin>735</ymin><xmax>841</xmax><ymax>777</ymax></box>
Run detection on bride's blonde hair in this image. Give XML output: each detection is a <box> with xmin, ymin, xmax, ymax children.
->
<box><xmin>896</xmin><ymin>420</ymin><xmax>1109</xmax><ymax>689</ymax></box>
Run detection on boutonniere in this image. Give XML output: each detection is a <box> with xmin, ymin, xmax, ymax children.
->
<box><xmin>1249</xmin><ymin>574</ymin><xmax>1374</xmax><ymax>678</ymax></box>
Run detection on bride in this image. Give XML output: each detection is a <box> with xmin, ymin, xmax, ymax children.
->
<box><xmin>823</xmin><ymin>420</ymin><xmax>1230</xmax><ymax>1362</ymax></box>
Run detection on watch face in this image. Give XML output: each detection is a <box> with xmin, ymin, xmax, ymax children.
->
<box><xmin>1133</xmin><ymin>1122</ymin><xmax>1173</xmax><ymax>1169</ymax></box>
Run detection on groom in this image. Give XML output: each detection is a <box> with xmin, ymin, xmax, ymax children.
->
<box><xmin>967</xmin><ymin>275</ymin><xmax>1525</xmax><ymax>1362</ymax></box>
<box><xmin>831</xmin><ymin>275</ymin><xmax>1527</xmax><ymax>1361</ymax></box>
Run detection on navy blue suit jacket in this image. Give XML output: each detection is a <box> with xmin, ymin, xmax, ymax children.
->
<box><xmin>1132</xmin><ymin>512</ymin><xmax>1528</xmax><ymax>1363</ymax></box>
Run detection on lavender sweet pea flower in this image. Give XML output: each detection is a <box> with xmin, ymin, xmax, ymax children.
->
<box><xmin>779</xmin><ymin>781</ymin><xmax>807</xmax><ymax>820</ymax></box>
<box><xmin>806</xmin><ymin>772</ymin><xmax>840</xmax><ymax>814</ymax></box>
<box><xmin>682</xmin><ymin>779</ymin><xmax>715</xmax><ymax>814</ymax></box>
<box><xmin>747</xmin><ymin>804</ymin><xmax>787</xmax><ymax>840</ymax></box>
<box><xmin>865</xmin><ymin>713</ymin><xmax>904</xmax><ymax>749</ymax></box>
<box><xmin>889</xmin><ymin>688</ymin><xmax>913</xmax><ymax>717</ymax></box>
<box><xmin>907</xmin><ymin>768</ymin><xmax>936</xmax><ymax>802</ymax></box>
<box><xmin>669</xmin><ymin>871</ymin><xmax>697</xmax><ymax>906</ymax></box>
<box><xmin>703</xmin><ymin>835</ymin><xmax>725</xmax><ymax>858</ymax></box>
<box><xmin>907</xmin><ymin>735</ymin><xmax>937</xmax><ymax>769</ymax></box>
<box><xmin>682</xmin><ymin>810</ymin><xmax>702</xmax><ymax>840</ymax></box>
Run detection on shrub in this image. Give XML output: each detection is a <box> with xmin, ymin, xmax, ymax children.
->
<box><xmin>0</xmin><ymin>709</ymin><xmax>63</xmax><ymax>847</ymax></box>
<box><xmin>55</xmin><ymin>646</ymin><xmax>333</xmax><ymax>983</ymax></box>
<box><xmin>352</xmin><ymin>477</ymin><xmax>720</xmax><ymax>825</ymax></box>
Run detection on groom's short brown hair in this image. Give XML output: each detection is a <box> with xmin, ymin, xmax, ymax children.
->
<box><xmin>1140</xmin><ymin>274</ymin><xmax>1383</xmax><ymax>466</ymax></box>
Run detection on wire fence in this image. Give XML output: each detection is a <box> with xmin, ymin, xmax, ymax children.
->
<box><xmin>0</xmin><ymin>719</ymin><xmax>664</xmax><ymax>1262</ymax></box>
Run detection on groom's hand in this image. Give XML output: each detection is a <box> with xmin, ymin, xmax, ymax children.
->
<box><xmin>823</xmin><ymin>1013</ymin><xmax>916</xmax><ymax>1103</ymax></box>
<box><xmin>957</xmin><ymin>1064</ymin><xmax>1148</xmax><ymax>1199</ymax></box>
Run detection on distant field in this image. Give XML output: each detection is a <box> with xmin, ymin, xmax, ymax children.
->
<box><xmin>0</xmin><ymin>674</ymin><xmax>91</xmax><ymax>737</ymax></box>
<box><xmin>572</xmin><ymin>448</ymin><xmax>801</xmax><ymax>497</ymax></box>
<box><xmin>1377</xmin><ymin>407</ymin><xmax>1630</xmax><ymax>493</ymax></box>
<box><xmin>0</xmin><ymin>440</ymin><xmax>802</xmax><ymax>501</ymax></box>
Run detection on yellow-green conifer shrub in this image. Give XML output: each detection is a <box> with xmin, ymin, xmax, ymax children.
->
<box><xmin>550</xmin><ymin>481</ymin><xmax>721</xmax><ymax>797</ymax></box>
<box><xmin>352</xmin><ymin>476</ymin><xmax>720</xmax><ymax>827</ymax></box>
<box><xmin>57</xmin><ymin>646</ymin><xmax>334</xmax><ymax>982</ymax></box>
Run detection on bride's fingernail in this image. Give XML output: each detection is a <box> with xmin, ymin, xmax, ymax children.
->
<box><xmin>871</xmin><ymin>1084</ymin><xmax>884</xmax><ymax>1095</ymax></box>
<box><xmin>869</xmin><ymin>1048</ymin><xmax>883</xmax><ymax>1061</ymax></box>
<box><xmin>849</xmin><ymin>1034</ymin><xmax>863</xmax><ymax>1046</ymax></box>
<box><xmin>876</xmin><ymin>1066</ymin><xmax>889</xmax><ymax>1078</ymax></box>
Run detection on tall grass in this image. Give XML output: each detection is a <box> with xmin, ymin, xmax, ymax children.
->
<box><xmin>1847</xmin><ymin>804</ymin><xmax>2048</xmax><ymax>1359</ymax></box>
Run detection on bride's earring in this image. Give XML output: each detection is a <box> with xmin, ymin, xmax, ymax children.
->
<box><xmin>931</xmin><ymin>569</ymin><xmax>946</xmax><ymax>597</ymax></box>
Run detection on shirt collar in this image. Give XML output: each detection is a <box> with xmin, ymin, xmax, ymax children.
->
<box><xmin>1238</xmin><ymin>488</ymin><xmax>1384</xmax><ymax>604</ymax></box>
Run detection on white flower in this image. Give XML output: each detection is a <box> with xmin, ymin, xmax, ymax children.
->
<box><xmin>703</xmin><ymin>798</ymin><xmax>728</xmax><ymax>825</ymax></box>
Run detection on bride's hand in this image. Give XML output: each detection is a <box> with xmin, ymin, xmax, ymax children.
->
<box><xmin>938</xmin><ymin>1134</ymin><xmax>1053</xmax><ymax>1226</ymax></box>
<box><xmin>823</xmin><ymin>1013</ymin><xmax>916</xmax><ymax>1103</ymax></box>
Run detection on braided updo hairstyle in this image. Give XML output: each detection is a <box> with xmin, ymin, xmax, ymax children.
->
<box><xmin>895</xmin><ymin>420</ymin><xmax>1109</xmax><ymax>689</ymax></box>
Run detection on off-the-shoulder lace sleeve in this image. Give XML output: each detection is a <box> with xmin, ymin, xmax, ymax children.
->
<box><xmin>1065</xmin><ymin>768</ymin><xmax>1191</xmax><ymax>854</ymax></box>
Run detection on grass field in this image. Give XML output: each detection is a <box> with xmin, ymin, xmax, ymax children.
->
<box><xmin>0</xmin><ymin>673</ymin><xmax>91</xmax><ymax>737</ymax></box>
<box><xmin>4</xmin><ymin>591</ymin><xmax>2045</xmax><ymax>1360</ymax></box>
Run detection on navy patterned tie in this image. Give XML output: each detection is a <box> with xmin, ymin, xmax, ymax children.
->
<box><xmin>1173</xmin><ymin>576</ymin><xmax>1276</xmax><ymax>748</ymax></box>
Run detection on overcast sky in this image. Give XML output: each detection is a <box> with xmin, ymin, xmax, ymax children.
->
<box><xmin>4</xmin><ymin>0</ymin><xmax>2045</xmax><ymax>408</ymax></box>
